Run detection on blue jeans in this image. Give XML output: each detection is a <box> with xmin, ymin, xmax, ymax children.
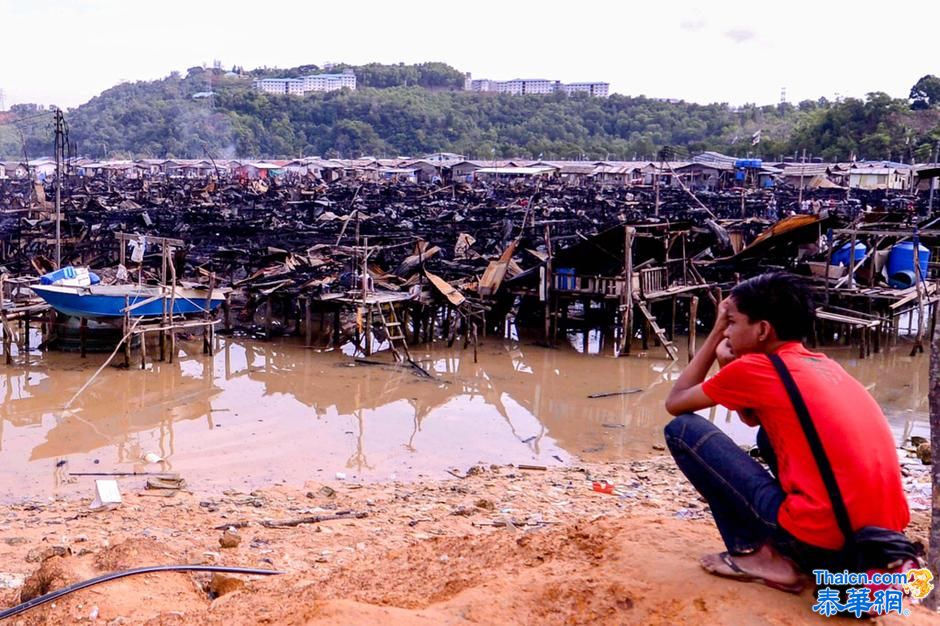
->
<box><xmin>664</xmin><ymin>413</ymin><xmax>843</xmax><ymax>571</ymax></box>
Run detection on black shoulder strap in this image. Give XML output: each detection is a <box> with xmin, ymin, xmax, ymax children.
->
<box><xmin>767</xmin><ymin>353</ymin><xmax>855</xmax><ymax>544</ymax></box>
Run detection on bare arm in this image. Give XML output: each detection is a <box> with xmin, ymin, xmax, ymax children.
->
<box><xmin>717</xmin><ymin>337</ymin><xmax>760</xmax><ymax>427</ymax></box>
<box><xmin>664</xmin><ymin>299</ymin><xmax>729</xmax><ymax>416</ymax></box>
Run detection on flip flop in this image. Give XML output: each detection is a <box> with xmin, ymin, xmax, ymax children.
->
<box><xmin>701</xmin><ymin>551</ymin><xmax>807</xmax><ymax>594</ymax></box>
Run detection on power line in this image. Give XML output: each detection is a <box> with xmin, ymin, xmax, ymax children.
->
<box><xmin>0</xmin><ymin>111</ymin><xmax>55</xmax><ymax>127</ymax></box>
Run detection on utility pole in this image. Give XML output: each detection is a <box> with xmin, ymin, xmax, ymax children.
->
<box><xmin>797</xmin><ymin>148</ymin><xmax>806</xmax><ymax>210</ymax></box>
<box><xmin>930</xmin><ymin>141</ymin><xmax>940</xmax><ymax>215</ymax></box>
<box><xmin>53</xmin><ymin>107</ymin><xmax>65</xmax><ymax>268</ymax></box>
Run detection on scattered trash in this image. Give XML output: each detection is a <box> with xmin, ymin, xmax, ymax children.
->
<box><xmin>587</xmin><ymin>388</ymin><xmax>643</xmax><ymax>399</ymax></box>
<box><xmin>89</xmin><ymin>479</ymin><xmax>122</xmax><ymax>510</ymax></box>
<box><xmin>516</xmin><ymin>464</ymin><xmax>546</xmax><ymax>471</ymax></box>
<box><xmin>219</xmin><ymin>530</ymin><xmax>242</xmax><ymax>549</ymax></box>
<box><xmin>142</xmin><ymin>452</ymin><xmax>164</xmax><ymax>464</ymax></box>
<box><xmin>146</xmin><ymin>475</ymin><xmax>186</xmax><ymax>491</ymax></box>
<box><xmin>335</xmin><ymin>472</ymin><xmax>347</xmax><ymax>481</ymax></box>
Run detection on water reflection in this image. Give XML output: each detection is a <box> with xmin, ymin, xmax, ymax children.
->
<box><xmin>0</xmin><ymin>334</ymin><xmax>929</xmax><ymax>500</ymax></box>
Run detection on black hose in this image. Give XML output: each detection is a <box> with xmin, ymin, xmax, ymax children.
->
<box><xmin>0</xmin><ymin>564</ymin><xmax>284</xmax><ymax>620</ymax></box>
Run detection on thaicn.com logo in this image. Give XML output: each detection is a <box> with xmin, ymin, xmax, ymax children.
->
<box><xmin>811</xmin><ymin>568</ymin><xmax>934</xmax><ymax>618</ymax></box>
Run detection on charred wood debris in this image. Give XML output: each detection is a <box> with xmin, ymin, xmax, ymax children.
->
<box><xmin>0</xmin><ymin>174</ymin><xmax>926</xmax><ymax>344</ymax></box>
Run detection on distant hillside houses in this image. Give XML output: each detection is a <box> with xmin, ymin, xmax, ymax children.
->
<box><xmin>253</xmin><ymin>70</ymin><xmax>357</xmax><ymax>95</ymax></box>
<box><xmin>464</xmin><ymin>74</ymin><xmax>609</xmax><ymax>97</ymax></box>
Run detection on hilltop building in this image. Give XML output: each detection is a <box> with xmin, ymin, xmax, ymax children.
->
<box><xmin>253</xmin><ymin>70</ymin><xmax>356</xmax><ymax>96</ymax></box>
<box><xmin>465</xmin><ymin>75</ymin><xmax>609</xmax><ymax>97</ymax></box>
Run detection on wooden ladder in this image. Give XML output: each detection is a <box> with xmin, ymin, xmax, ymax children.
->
<box><xmin>635</xmin><ymin>298</ymin><xmax>679</xmax><ymax>361</ymax></box>
<box><xmin>376</xmin><ymin>301</ymin><xmax>412</xmax><ymax>363</ymax></box>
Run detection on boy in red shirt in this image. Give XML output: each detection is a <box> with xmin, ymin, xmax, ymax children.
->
<box><xmin>664</xmin><ymin>272</ymin><xmax>909</xmax><ymax>592</ymax></box>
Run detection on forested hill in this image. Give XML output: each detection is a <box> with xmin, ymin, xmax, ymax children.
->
<box><xmin>4</xmin><ymin>63</ymin><xmax>940</xmax><ymax>163</ymax></box>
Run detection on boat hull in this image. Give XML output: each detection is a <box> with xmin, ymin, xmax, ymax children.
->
<box><xmin>31</xmin><ymin>285</ymin><xmax>226</xmax><ymax>318</ymax></box>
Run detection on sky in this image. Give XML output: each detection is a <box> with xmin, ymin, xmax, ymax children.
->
<box><xmin>1</xmin><ymin>0</ymin><xmax>938</xmax><ymax>110</ymax></box>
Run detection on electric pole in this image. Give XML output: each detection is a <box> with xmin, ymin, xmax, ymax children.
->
<box><xmin>930</xmin><ymin>141</ymin><xmax>939</xmax><ymax>215</ymax></box>
<box><xmin>53</xmin><ymin>107</ymin><xmax>65</xmax><ymax>268</ymax></box>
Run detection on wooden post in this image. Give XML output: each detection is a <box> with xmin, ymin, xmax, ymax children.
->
<box><xmin>365</xmin><ymin>305</ymin><xmax>373</xmax><ymax>356</ymax></box>
<box><xmin>140</xmin><ymin>327</ymin><xmax>147</xmax><ymax>369</ymax></box>
<box><xmin>304</xmin><ymin>296</ymin><xmax>312</xmax><ymax>348</ymax></box>
<box><xmin>123</xmin><ymin>299</ymin><xmax>131</xmax><ymax>368</ymax></box>
<box><xmin>544</xmin><ymin>224</ymin><xmax>553</xmax><ymax>343</ymax></box>
<box><xmin>688</xmin><ymin>296</ymin><xmax>699</xmax><ymax>362</ymax></box>
<box><xmin>23</xmin><ymin>311</ymin><xmax>30</xmax><ymax>352</ymax></box>
<box><xmin>2</xmin><ymin>321</ymin><xmax>9</xmax><ymax>366</ymax></box>
<box><xmin>203</xmin><ymin>272</ymin><xmax>215</xmax><ymax>354</ymax></box>
<box><xmin>847</xmin><ymin>232</ymin><xmax>857</xmax><ymax>290</ymax></box>
<box><xmin>333</xmin><ymin>308</ymin><xmax>341</xmax><ymax>347</ymax></box>
<box><xmin>670</xmin><ymin>295</ymin><xmax>677</xmax><ymax>341</ymax></box>
<box><xmin>80</xmin><ymin>317</ymin><xmax>87</xmax><ymax>359</ymax></box>
<box><xmin>160</xmin><ymin>243</ymin><xmax>167</xmax><ymax>361</ymax></box>
<box><xmin>824</xmin><ymin>229</ymin><xmax>833</xmax><ymax>303</ymax></box>
<box><xmin>168</xmin><ymin>256</ymin><xmax>177</xmax><ymax>364</ymax></box>
<box><xmin>265</xmin><ymin>298</ymin><xmax>273</xmax><ymax>340</ymax></box>
<box><xmin>618</xmin><ymin>226</ymin><xmax>634</xmax><ymax>356</ymax></box>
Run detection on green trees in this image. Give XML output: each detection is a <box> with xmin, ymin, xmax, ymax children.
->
<box><xmin>7</xmin><ymin>63</ymin><xmax>940</xmax><ymax>162</ymax></box>
<box><xmin>910</xmin><ymin>75</ymin><xmax>940</xmax><ymax>110</ymax></box>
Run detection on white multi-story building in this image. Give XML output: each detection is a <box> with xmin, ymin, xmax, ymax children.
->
<box><xmin>559</xmin><ymin>82</ymin><xmax>610</xmax><ymax>97</ymax></box>
<box><xmin>466</xmin><ymin>75</ymin><xmax>609</xmax><ymax>97</ymax></box>
<box><xmin>301</xmin><ymin>71</ymin><xmax>357</xmax><ymax>92</ymax></box>
<box><xmin>254</xmin><ymin>78</ymin><xmax>294</xmax><ymax>94</ymax></box>
<box><xmin>254</xmin><ymin>71</ymin><xmax>356</xmax><ymax>96</ymax></box>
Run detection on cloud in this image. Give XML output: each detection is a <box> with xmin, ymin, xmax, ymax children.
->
<box><xmin>724</xmin><ymin>28</ymin><xmax>756</xmax><ymax>44</ymax></box>
<box><xmin>679</xmin><ymin>17</ymin><xmax>706</xmax><ymax>32</ymax></box>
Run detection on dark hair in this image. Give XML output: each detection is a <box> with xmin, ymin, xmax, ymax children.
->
<box><xmin>730</xmin><ymin>272</ymin><xmax>815</xmax><ymax>341</ymax></box>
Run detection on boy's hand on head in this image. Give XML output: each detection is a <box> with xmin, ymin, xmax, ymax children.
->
<box><xmin>711</xmin><ymin>297</ymin><xmax>732</xmax><ymax>336</ymax></box>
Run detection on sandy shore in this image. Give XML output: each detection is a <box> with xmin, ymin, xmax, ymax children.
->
<box><xmin>0</xmin><ymin>456</ymin><xmax>934</xmax><ymax>625</ymax></box>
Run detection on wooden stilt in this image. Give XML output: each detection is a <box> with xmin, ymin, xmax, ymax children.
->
<box><xmin>304</xmin><ymin>297</ymin><xmax>312</xmax><ymax>348</ymax></box>
<box><xmin>265</xmin><ymin>298</ymin><xmax>273</xmax><ymax>341</ymax></box>
<box><xmin>687</xmin><ymin>296</ymin><xmax>699</xmax><ymax>362</ymax></box>
<box><xmin>333</xmin><ymin>308</ymin><xmax>341</xmax><ymax>347</ymax></box>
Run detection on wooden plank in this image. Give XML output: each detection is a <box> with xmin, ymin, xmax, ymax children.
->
<box><xmin>424</xmin><ymin>270</ymin><xmax>465</xmax><ymax>306</ymax></box>
<box><xmin>478</xmin><ymin>240</ymin><xmax>518</xmax><ymax>297</ymax></box>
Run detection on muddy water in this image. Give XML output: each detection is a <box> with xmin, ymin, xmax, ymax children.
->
<box><xmin>0</xmin><ymin>333</ymin><xmax>930</xmax><ymax>502</ymax></box>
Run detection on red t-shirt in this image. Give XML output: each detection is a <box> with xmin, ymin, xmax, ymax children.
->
<box><xmin>701</xmin><ymin>342</ymin><xmax>909</xmax><ymax>550</ymax></box>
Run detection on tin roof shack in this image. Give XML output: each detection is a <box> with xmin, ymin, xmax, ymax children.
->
<box><xmin>528</xmin><ymin>162</ymin><xmax>592</xmax><ymax>186</ymax></box>
<box><xmin>1</xmin><ymin>162</ymin><xmax>29</xmax><ymax>180</ymax></box>
<box><xmin>848</xmin><ymin>164</ymin><xmax>912</xmax><ymax>190</ymax></box>
<box><xmin>401</xmin><ymin>159</ymin><xmax>448</xmax><ymax>184</ymax></box>
<box><xmin>234</xmin><ymin>162</ymin><xmax>283</xmax><ymax>180</ymax></box>
<box><xmin>472</xmin><ymin>165</ymin><xmax>557</xmax><ymax>182</ymax></box>
<box><xmin>377</xmin><ymin>167</ymin><xmax>419</xmax><ymax>184</ymax></box>
<box><xmin>674</xmin><ymin>161</ymin><xmax>735</xmax><ymax>191</ymax></box>
<box><xmin>779</xmin><ymin>164</ymin><xmax>857</xmax><ymax>190</ymax></box>
<box><xmin>451</xmin><ymin>160</ymin><xmax>486</xmax><ymax>182</ymax></box>
<box><xmin>591</xmin><ymin>164</ymin><xmax>642</xmax><ymax>187</ymax></box>
<box><xmin>28</xmin><ymin>159</ymin><xmax>57</xmax><ymax>181</ymax></box>
<box><xmin>914</xmin><ymin>163</ymin><xmax>940</xmax><ymax>192</ymax></box>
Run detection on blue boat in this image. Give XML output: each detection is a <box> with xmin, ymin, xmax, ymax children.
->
<box><xmin>30</xmin><ymin>284</ymin><xmax>227</xmax><ymax>318</ymax></box>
